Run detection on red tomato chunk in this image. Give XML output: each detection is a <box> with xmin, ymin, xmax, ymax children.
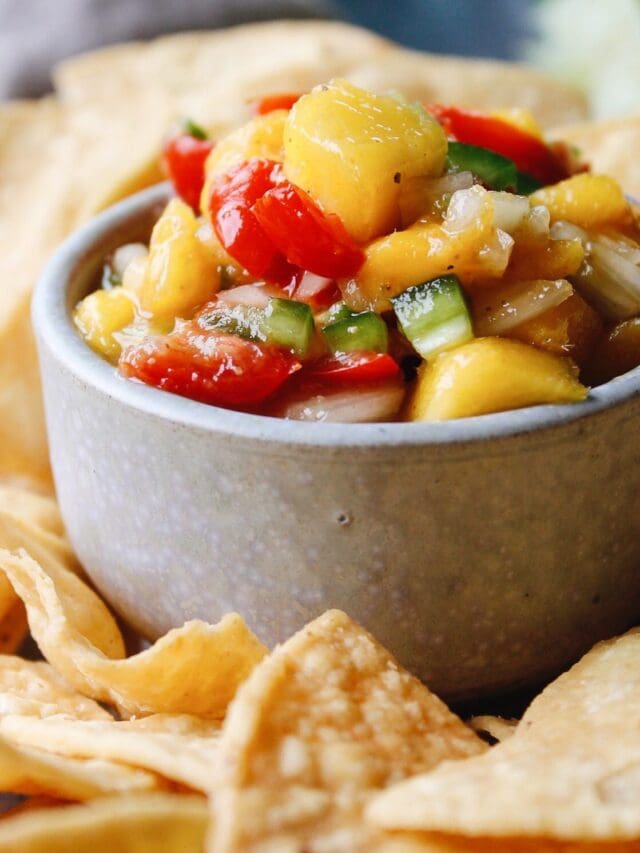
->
<box><xmin>162</xmin><ymin>134</ymin><xmax>214</xmax><ymax>210</ymax></box>
<box><xmin>120</xmin><ymin>322</ymin><xmax>301</xmax><ymax>408</ymax></box>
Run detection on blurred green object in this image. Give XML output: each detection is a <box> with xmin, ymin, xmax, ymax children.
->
<box><xmin>526</xmin><ymin>0</ymin><xmax>640</xmax><ymax>118</ymax></box>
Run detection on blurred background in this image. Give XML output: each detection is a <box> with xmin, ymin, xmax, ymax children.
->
<box><xmin>1</xmin><ymin>0</ymin><xmax>640</xmax><ymax>117</ymax></box>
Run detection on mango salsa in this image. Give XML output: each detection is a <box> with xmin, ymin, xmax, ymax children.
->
<box><xmin>141</xmin><ymin>198</ymin><xmax>220</xmax><ymax>320</ymax></box>
<box><xmin>530</xmin><ymin>174</ymin><xmax>631</xmax><ymax>231</ymax></box>
<box><xmin>73</xmin><ymin>287</ymin><xmax>135</xmax><ymax>363</ymax></box>
<box><xmin>407</xmin><ymin>337</ymin><xmax>587</xmax><ymax>421</ymax></box>
<box><xmin>284</xmin><ymin>79</ymin><xmax>447</xmax><ymax>242</ymax></box>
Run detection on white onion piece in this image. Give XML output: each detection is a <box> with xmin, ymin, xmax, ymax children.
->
<box><xmin>215</xmin><ymin>283</ymin><xmax>281</xmax><ymax>309</ymax></box>
<box><xmin>111</xmin><ymin>243</ymin><xmax>148</xmax><ymax>277</ymax></box>
<box><xmin>575</xmin><ymin>241</ymin><xmax>640</xmax><ymax>320</ymax></box>
<box><xmin>522</xmin><ymin>204</ymin><xmax>551</xmax><ymax>238</ymax></box>
<box><xmin>550</xmin><ymin>220</ymin><xmax>588</xmax><ymax>243</ymax></box>
<box><xmin>473</xmin><ymin>279</ymin><xmax>574</xmax><ymax>335</ymax></box>
<box><xmin>488</xmin><ymin>192</ymin><xmax>530</xmax><ymax>235</ymax></box>
<box><xmin>296</xmin><ymin>271</ymin><xmax>333</xmax><ymax>300</ymax></box>
<box><xmin>444</xmin><ymin>185</ymin><xmax>487</xmax><ymax>235</ymax></box>
<box><xmin>597</xmin><ymin>233</ymin><xmax>640</xmax><ymax>265</ymax></box>
<box><xmin>281</xmin><ymin>383</ymin><xmax>405</xmax><ymax>423</ymax></box>
<box><xmin>477</xmin><ymin>228</ymin><xmax>515</xmax><ymax>278</ymax></box>
<box><xmin>425</xmin><ymin>171</ymin><xmax>475</xmax><ymax>197</ymax></box>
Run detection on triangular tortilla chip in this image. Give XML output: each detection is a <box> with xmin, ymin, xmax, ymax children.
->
<box><xmin>368</xmin><ymin>628</ymin><xmax>640</xmax><ymax>841</ymax></box>
<box><xmin>211</xmin><ymin>609</ymin><xmax>485</xmax><ymax>852</ymax></box>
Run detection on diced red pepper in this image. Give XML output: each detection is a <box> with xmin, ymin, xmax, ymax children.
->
<box><xmin>251</xmin><ymin>92</ymin><xmax>301</xmax><ymax>115</ymax></box>
<box><xmin>428</xmin><ymin>105</ymin><xmax>568</xmax><ymax>185</ymax></box>
<box><xmin>305</xmin><ymin>352</ymin><xmax>401</xmax><ymax>384</ymax></box>
<box><xmin>208</xmin><ymin>158</ymin><xmax>296</xmax><ymax>284</ymax></box>
<box><xmin>119</xmin><ymin>322</ymin><xmax>300</xmax><ymax>408</ymax></box>
<box><xmin>253</xmin><ymin>183</ymin><xmax>365</xmax><ymax>279</ymax></box>
<box><xmin>162</xmin><ymin>133</ymin><xmax>214</xmax><ymax>210</ymax></box>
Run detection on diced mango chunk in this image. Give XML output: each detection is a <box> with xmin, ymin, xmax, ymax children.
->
<box><xmin>141</xmin><ymin>198</ymin><xmax>220</xmax><ymax>320</ymax></box>
<box><xmin>284</xmin><ymin>79</ymin><xmax>447</xmax><ymax>242</ymax></box>
<box><xmin>407</xmin><ymin>337</ymin><xmax>587</xmax><ymax>421</ymax></box>
<box><xmin>530</xmin><ymin>174</ymin><xmax>631</xmax><ymax>231</ymax></box>
<box><xmin>73</xmin><ymin>287</ymin><xmax>135</xmax><ymax>363</ymax></box>
<box><xmin>200</xmin><ymin>110</ymin><xmax>287</xmax><ymax>216</ymax></box>
<box><xmin>506</xmin><ymin>291</ymin><xmax>602</xmax><ymax>366</ymax></box>
<box><xmin>502</xmin><ymin>235</ymin><xmax>585</xmax><ymax>284</ymax></box>
<box><xmin>586</xmin><ymin>317</ymin><xmax>640</xmax><ymax>385</ymax></box>
<box><xmin>343</xmin><ymin>187</ymin><xmax>512</xmax><ymax>312</ymax></box>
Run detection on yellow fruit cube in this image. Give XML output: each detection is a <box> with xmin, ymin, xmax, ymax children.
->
<box><xmin>530</xmin><ymin>174</ymin><xmax>631</xmax><ymax>231</ymax></box>
<box><xmin>343</xmin><ymin>187</ymin><xmax>512</xmax><ymax>312</ymax></box>
<box><xmin>141</xmin><ymin>199</ymin><xmax>220</xmax><ymax>320</ymax></box>
<box><xmin>73</xmin><ymin>287</ymin><xmax>135</xmax><ymax>363</ymax></box>
<box><xmin>407</xmin><ymin>337</ymin><xmax>587</xmax><ymax>421</ymax></box>
<box><xmin>200</xmin><ymin>110</ymin><xmax>287</xmax><ymax>216</ymax></box>
<box><xmin>284</xmin><ymin>79</ymin><xmax>447</xmax><ymax>242</ymax></box>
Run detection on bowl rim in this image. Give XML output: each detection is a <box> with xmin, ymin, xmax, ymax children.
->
<box><xmin>32</xmin><ymin>182</ymin><xmax>640</xmax><ymax>449</ymax></box>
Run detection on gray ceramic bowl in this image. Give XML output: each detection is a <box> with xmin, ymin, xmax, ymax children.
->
<box><xmin>32</xmin><ymin>183</ymin><xmax>640</xmax><ymax>702</ymax></box>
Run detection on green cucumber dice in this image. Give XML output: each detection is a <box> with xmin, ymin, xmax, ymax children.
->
<box><xmin>316</xmin><ymin>301</ymin><xmax>353</xmax><ymax>327</ymax></box>
<box><xmin>262</xmin><ymin>298</ymin><xmax>314</xmax><ymax>356</ymax></box>
<box><xmin>199</xmin><ymin>298</ymin><xmax>314</xmax><ymax>357</ymax></box>
<box><xmin>391</xmin><ymin>275</ymin><xmax>473</xmax><ymax>359</ymax></box>
<box><xmin>323</xmin><ymin>311</ymin><xmax>388</xmax><ymax>354</ymax></box>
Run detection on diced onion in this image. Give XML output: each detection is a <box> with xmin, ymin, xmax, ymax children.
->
<box><xmin>574</xmin><ymin>240</ymin><xmax>640</xmax><ymax>320</ymax></box>
<box><xmin>215</xmin><ymin>283</ymin><xmax>281</xmax><ymax>309</ymax></box>
<box><xmin>473</xmin><ymin>279</ymin><xmax>574</xmax><ymax>335</ymax></box>
<box><xmin>523</xmin><ymin>205</ymin><xmax>551</xmax><ymax>238</ymax></box>
<box><xmin>550</xmin><ymin>220</ymin><xmax>588</xmax><ymax>243</ymax></box>
<box><xmin>597</xmin><ymin>232</ymin><xmax>640</xmax><ymax>265</ymax></box>
<box><xmin>488</xmin><ymin>192</ymin><xmax>530</xmax><ymax>235</ymax></box>
<box><xmin>281</xmin><ymin>383</ymin><xmax>405</xmax><ymax>423</ymax></box>
<box><xmin>111</xmin><ymin>243</ymin><xmax>148</xmax><ymax>277</ymax></box>
<box><xmin>296</xmin><ymin>271</ymin><xmax>333</xmax><ymax>300</ymax></box>
<box><xmin>444</xmin><ymin>185</ymin><xmax>488</xmax><ymax>235</ymax></box>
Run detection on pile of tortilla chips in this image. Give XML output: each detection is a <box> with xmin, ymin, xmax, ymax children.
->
<box><xmin>2</xmin><ymin>18</ymin><xmax>640</xmax><ymax>852</ymax></box>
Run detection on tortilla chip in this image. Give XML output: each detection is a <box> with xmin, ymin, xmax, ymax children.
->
<box><xmin>0</xmin><ymin>656</ymin><xmax>110</xmax><ymax>720</ymax></box>
<box><xmin>0</xmin><ymin>732</ymin><xmax>159</xmax><ymax>800</ymax></box>
<box><xmin>55</xmin><ymin>22</ymin><xmax>586</xmax><ymax>130</ymax></box>
<box><xmin>466</xmin><ymin>715</ymin><xmax>518</xmax><ymax>744</ymax></box>
<box><xmin>0</xmin><ymin>792</ymin><xmax>207</xmax><ymax>852</ymax></box>
<box><xmin>373</xmin><ymin>833</ymin><xmax>640</xmax><ymax>851</ymax></box>
<box><xmin>0</xmin><ymin>714</ymin><xmax>220</xmax><ymax>792</ymax></box>
<box><xmin>555</xmin><ymin>116</ymin><xmax>640</xmax><ymax>200</ymax></box>
<box><xmin>211</xmin><ymin>609</ymin><xmax>485</xmax><ymax>852</ymax></box>
<box><xmin>0</xmin><ymin>548</ymin><xmax>267</xmax><ymax>718</ymax></box>
<box><xmin>368</xmin><ymin>628</ymin><xmax>640</xmax><ymax>841</ymax></box>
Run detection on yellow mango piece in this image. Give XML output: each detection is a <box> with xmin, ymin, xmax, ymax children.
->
<box><xmin>199</xmin><ymin>110</ymin><xmax>287</xmax><ymax>217</ymax></box>
<box><xmin>491</xmin><ymin>108</ymin><xmax>543</xmax><ymax>139</ymax></box>
<box><xmin>284</xmin><ymin>79</ymin><xmax>447</xmax><ymax>242</ymax></box>
<box><xmin>407</xmin><ymin>337</ymin><xmax>587</xmax><ymax>421</ymax></box>
<box><xmin>73</xmin><ymin>287</ymin><xmax>135</xmax><ymax>364</ymax></box>
<box><xmin>530</xmin><ymin>174</ymin><xmax>632</xmax><ymax>230</ymax></box>
<box><xmin>343</xmin><ymin>187</ymin><xmax>511</xmax><ymax>312</ymax></box>
<box><xmin>502</xmin><ymin>235</ymin><xmax>584</xmax><ymax>284</ymax></box>
<box><xmin>141</xmin><ymin>198</ymin><xmax>219</xmax><ymax>320</ymax></box>
<box><xmin>506</xmin><ymin>291</ymin><xmax>602</xmax><ymax>366</ymax></box>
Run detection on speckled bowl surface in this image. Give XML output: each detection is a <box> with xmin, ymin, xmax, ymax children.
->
<box><xmin>32</xmin><ymin>183</ymin><xmax>640</xmax><ymax>701</ymax></box>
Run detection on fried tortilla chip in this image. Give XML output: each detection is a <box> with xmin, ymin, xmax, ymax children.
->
<box><xmin>0</xmin><ymin>714</ymin><xmax>220</xmax><ymax>792</ymax></box>
<box><xmin>211</xmin><ymin>609</ymin><xmax>485</xmax><ymax>852</ymax></box>
<box><xmin>555</xmin><ymin>116</ymin><xmax>640</xmax><ymax>200</ymax></box>
<box><xmin>0</xmin><ymin>733</ymin><xmax>159</xmax><ymax>800</ymax></box>
<box><xmin>0</xmin><ymin>548</ymin><xmax>267</xmax><ymax>718</ymax></box>
<box><xmin>55</xmin><ymin>22</ymin><xmax>587</xmax><ymax>130</ymax></box>
<box><xmin>0</xmin><ymin>792</ymin><xmax>207</xmax><ymax>852</ymax></box>
<box><xmin>0</xmin><ymin>656</ymin><xmax>110</xmax><ymax>720</ymax></box>
<box><xmin>368</xmin><ymin>628</ymin><xmax>640</xmax><ymax>841</ymax></box>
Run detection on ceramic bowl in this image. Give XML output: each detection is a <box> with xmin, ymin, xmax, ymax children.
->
<box><xmin>32</xmin><ymin>183</ymin><xmax>640</xmax><ymax>701</ymax></box>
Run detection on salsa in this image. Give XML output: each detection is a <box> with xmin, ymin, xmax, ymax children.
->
<box><xmin>74</xmin><ymin>80</ymin><xmax>640</xmax><ymax>422</ymax></box>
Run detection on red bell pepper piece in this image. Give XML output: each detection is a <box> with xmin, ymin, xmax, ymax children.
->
<box><xmin>251</xmin><ymin>92</ymin><xmax>301</xmax><ymax>115</ymax></box>
<box><xmin>252</xmin><ymin>183</ymin><xmax>365</xmax><ymax>279</ymax></box>
<box><xmin>428</xmin><ymin>105</ymin><xmax>568</xmax><ymax>185</ymax></box>
<box><xmin>209</xmin><ymin>158</ymin><xmax>296</xmax><ymax>284</ymax></box>
<box><xmin>162</xmin><ymin>133</ymin><xmax>214</xmax><ymax>210</ymax></box>
<box><xmin>120</xmin><ymin>322</ymin><xmax>300</xmax><ymax>408</ymax></box>
<box><xmin>305</xmin><ymin>352</ymin><xmax>401</xmax><ymax>384</ymax></box>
